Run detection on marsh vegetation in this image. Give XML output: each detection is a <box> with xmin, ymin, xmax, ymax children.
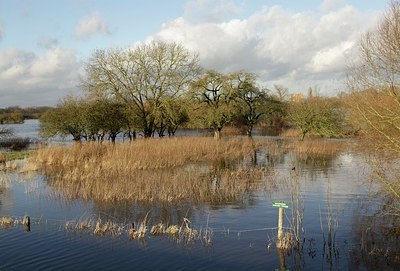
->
<box><xmin>31</xmin><ymin>137</ymin><xmax>272</xmax><ymax>203</ymax></box>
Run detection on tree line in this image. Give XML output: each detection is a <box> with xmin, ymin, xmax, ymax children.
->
<box><xmin>0</xmin><ymin>106</ymin><xmax>51</xmax><ymax>124</ymax></box>
<box><xmin>40</xmin><ymin>41</ymin><xmax>351</xmax><ymax>142</ymax></box>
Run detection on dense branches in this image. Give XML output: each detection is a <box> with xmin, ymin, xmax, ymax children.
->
<box><xmin>346</xmin><ymin>1</ymin><xmax>400</xmax><ymax>216</ymax></box>
<box><xmin>82</xmin><ymin>41</ymin><xmax>200</xmax><ymax>137</ymax></box>
<box><xmin>288</xmin><ymin>96</ymin><xmax>346</xmax><ymax>140</ymax></box>
<box><xmin>347</xmin><ymin>1</ymin><xmax>400</xmax><ymax>153</ymax></box>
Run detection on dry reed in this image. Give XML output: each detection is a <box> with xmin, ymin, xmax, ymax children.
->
<box><xmin>30</xmin><ymin>137</ymin><xmax>269</xmax><ymax>203</ymax></box>
<box><xmin>0</xmin><ymin>216</ymin><xmax>13</xmax><ymax>226</ymax></box>
<box><xmin>64</xmin><ymin>215</ymin><xmax>212</xmax><ymax>245</ymax></box>
<box><xmin>0</xmin><ymin>216</ymin><xmax>26</xmax><ymax>227</ymax></box>
<box><xmin>276</xmin><ymin>232</ymin><xmax>293</xmax><ymax>251</ymax></box>
<box><xmin>286</xmin><ymin>139</ymin><xmax>347</xmax><ymax>157</ymax></box>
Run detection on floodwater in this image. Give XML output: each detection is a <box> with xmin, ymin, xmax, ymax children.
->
<box><xmin>0</xmin><ymin>120</ymin><xmax>399</xmax><ymax>270</ymax></box>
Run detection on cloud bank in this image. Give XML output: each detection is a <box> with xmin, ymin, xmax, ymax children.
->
<box><xmin>0</xmin><ymin>1</ymin><xmax>382</xmax><ymax>107</ymax></box>
<box><xmin>148</xmin><ymin>2</ymin><xmax>378</xmax><ymax>95</ymax></box>
<box><xmin>0</xmin><ymin>47</ymin><xmax>82</xmax><ymax>107</ymax></box>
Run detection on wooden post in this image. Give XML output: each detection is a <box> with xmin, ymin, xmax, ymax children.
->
<box><xmin>278</xmin><ymin>248</ymin><xmax>287</xmax><ymax>271</ymax></box>
<box><xmin>278</xmin><ymin>207</ymin><xmax>284</xmax><ymax>243</ymax></box>
<box><xmin>272</xmin><ymin>201</ymin><xmax>288</xmax><ymax>249</ymax></box>
<box><xmin>23</xmin><ymin>215</ymin><xmax>30</xmax><ymax>232</ymax></box>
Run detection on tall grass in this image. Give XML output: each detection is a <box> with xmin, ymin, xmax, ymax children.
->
<box><xmin>31</xmin><ymin>137</ymin><xmax>270</xmax><ymax>203</ymax></box>
<box><xmin>286</xmin><ymin>139</ymin><xmax>347</xmax><ymax>157</ymax></box>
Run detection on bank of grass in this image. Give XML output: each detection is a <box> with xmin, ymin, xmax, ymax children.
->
<box><xmin>286</xmin><ymin>139</ymin><xmax>348</xmax><ymax>157</ymax></box>
<box><xmin>31</xmin><ymin>137</ymin><xmax>270</xmax><ymax>202</ymax></box>
<box><xmin>0</xmin><ymin>151</ymin><xmax>33</xmax><ymax>171</ymax></box>
<box><xmin>0</xmin><ymin>151</ymin><xmax>32</xmax><ymax>161</ymax></box>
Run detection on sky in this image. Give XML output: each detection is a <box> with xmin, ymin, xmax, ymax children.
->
<box><xmin>0</xmin><ymin>0</ymin><xmax>389</xmax><ymax>107</ymax></box>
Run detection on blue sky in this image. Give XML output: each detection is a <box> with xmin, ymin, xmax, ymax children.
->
<box><xmin>0</xmin><ymin>0</ymin><xmax>389</xmax><ymax>107</ymax></box>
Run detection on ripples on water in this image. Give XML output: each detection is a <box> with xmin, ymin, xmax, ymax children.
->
<box><xmin>0</xmin><ymin>120</ymin><xmax>398</xmax><ymax>270</ymax></box>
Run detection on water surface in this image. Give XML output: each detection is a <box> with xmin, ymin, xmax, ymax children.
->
<box><xmin>0</xmin><ymin>121</ymin><xmax>398</xmax><ymax>270</ymax></box>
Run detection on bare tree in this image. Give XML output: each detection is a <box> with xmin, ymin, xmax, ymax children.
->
<box><xmin>83</xmin><ymin>41</ymin><xmax>201</xmax><ymax>137</ymax></box>
<box><xmin>346</xmin><ymin>1</ymin><xmax>400</xmax><ymax>216</ymax></box>
<box><xmin>347</xmin><ymin>1</ymin><xmax>400</xmax><ymax>153</ymax></box>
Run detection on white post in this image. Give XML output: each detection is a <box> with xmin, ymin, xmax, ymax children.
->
<box><xmin>277</xmin><ymin>207</ymin><xmax>284</xmax><ymax>247</ymax></box>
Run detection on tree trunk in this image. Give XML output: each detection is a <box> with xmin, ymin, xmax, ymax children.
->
<box><xmin>214</xmin><ymin>129</ymin><xmax>221</xmax><ymax>140</ymax></box>
<box><xmin>301</xmin><ymin>131</ymin><xmax>307</xmax><ymax>141</ymax></box>
<box><xmin>247</xmin><ymin>125</ymin><xmax>253</xmax><ymax>137</ymax></box>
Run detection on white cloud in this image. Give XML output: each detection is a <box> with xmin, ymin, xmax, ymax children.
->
<box><xmin>75</xmin><ymin>12</ymin><xmax>111</xmax><ymax>40</ymax></box>
<box><xmin>147</xmin><ymin>3</ymin><xmax>378</xmax><ymax>95</ymax></box>
<box><xmin>0</xmin><ymin>47</ymin><xmax>82</xmax><ymax>107</ymax></box>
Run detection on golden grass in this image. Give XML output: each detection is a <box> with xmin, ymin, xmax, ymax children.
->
<box><xmin>280</xmin><ymin>128</ymin><xmax>302</xmax><ymax>139</ymax></box>
<box><xmin>0</xmin><ymin>216</ymin><xmax>26</xmax><ymax>227</ymax></box>
<box><xmin>286</xmin><ymin>139</ymin><xmax>348</xmax><ymax>157</ymax></box>
<box><xmin>33</xmin><ymin>137</ymin><xmax>255</xmax><ymax>170</ymax></box>
<box><xmin>64</xmin><ymin>215</ymin><xmax>212</xmax><ymax>245</ymax></box>
<box><xmin>30</xmin><ymin>137</ymin><xmax>269</xmax><ymax>203</ymax></box>
<box><xmin>0</xmin><ymin>216</ymin><xmax>13</xmax><ymax>226</ymax></box>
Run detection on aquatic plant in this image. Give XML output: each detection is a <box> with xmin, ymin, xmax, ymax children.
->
<box><xmin>63</xmin><ymin>215</ymin><xmax>212</xmax><ymax>246</ymax></box>
<box><xmin>30</xmin><ymin>137</ymin><xmax>271</xmax><ymax>203</ymax></box>
<box><xmin>286</xmin><ymin>139</ymin><xmax>347</xmax><ymax>157</ymax></box>
<box><xmin>150</xmin><ymin>223</ymin><xmax>165</xmax><ymax>236</ymax></box>
<box><xmin>0</xmin><ymin>216</ymin><xmax>13</xmax><ymax>226</ymax></box>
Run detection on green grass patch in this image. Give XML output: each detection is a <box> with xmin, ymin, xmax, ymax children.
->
<box><xmin>0</xmin><ymin>151</ymin><xmax>32</xmax><ymax>161</ymax></box>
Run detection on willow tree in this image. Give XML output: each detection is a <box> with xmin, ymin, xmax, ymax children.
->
<box><xmin>40</xmin><ymin>95</ymin><xmax>87</xmax><ymax>141</ymax></box>
<box><xmin>82</xmin><ymin>41</ymin><xmax>201</xmax><ymax>137</ymax></box>
<box><xmin>288</xmin><ymin>96</ymin><xmax>345</xmax><ymax>140</ymax></box>
<box><xmin>231</xmin><ymin>72</ymin><xmax>283</xmax><ymax>137</ymax></box>
<box><xmin>190</xmin><ymin>70</ymin><xmax>237</xmax><ymax>140</ymax></box>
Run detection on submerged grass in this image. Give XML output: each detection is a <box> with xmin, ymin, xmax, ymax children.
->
<box><xmin>30</xmin><ymin>137</ymin><xmax>270</xmax><ymax>203</ymax></box>
<box><xmin>64</xmin><ymin>215</ymin><xmax>212</xmax><ymax>245</ymax></box>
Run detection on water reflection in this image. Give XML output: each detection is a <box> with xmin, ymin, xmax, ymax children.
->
<box><xmin>92</xmin><ymin>200</ymin><xmax>200</xmax><ymax>226</ymax></box>
<box><xmin>350</xmin><ymin>205</ymin><xmax>400</xmax><ymax>269</ymax></box>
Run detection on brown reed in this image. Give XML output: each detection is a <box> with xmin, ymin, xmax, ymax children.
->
<box><xmin>286</xmin><ymin>139</ymin><xmax>347</xmax><ymax>157</ymax></box>
<box><xmin>30</xmin><ymin>137</ymin><xmax>270</xmax><ymax>203</ymax></box>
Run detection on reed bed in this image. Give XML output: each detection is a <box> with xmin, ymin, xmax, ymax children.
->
<box><xmin>286</xmin><ymin>139</ymin><xmax>347</xmax><ymax>157</ymax></box>
<box><xmin>30</xmin><ymin>137</ymin><xmax>270</xmax><ymax>203</ymax></box>
<box><xmin>33</xmin><ymin>137</ymin><xmax>255</xmax><ymax>170</ymax></box>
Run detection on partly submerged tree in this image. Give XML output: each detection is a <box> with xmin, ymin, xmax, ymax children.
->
<box><xmin>288</xmin><ymin>96</ymin><xmax>345</xmax><ymax>140</ymax></box>
<box><xmin>190</xmin><ymin>70</ymin><xmax>237</xmax><ymax>140</ymax></box>
<box><xmin>82</xmin><ymin>41</ymin><xmax>201</xmax><ymax>137</ymax></box>
<box><xmin>231</xmin><ymin>72</ymin><xmax>283</xmax><ymax>137</ymax></box>
<box><xmin>40</xmin><ymin>95</ymin><xmax>87</xmax><ymax>142</ymax></box>
<box><xmin>84</xmin><ymin>98</ymin><xmax>129</xmax><ymax>143</ymax></box>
